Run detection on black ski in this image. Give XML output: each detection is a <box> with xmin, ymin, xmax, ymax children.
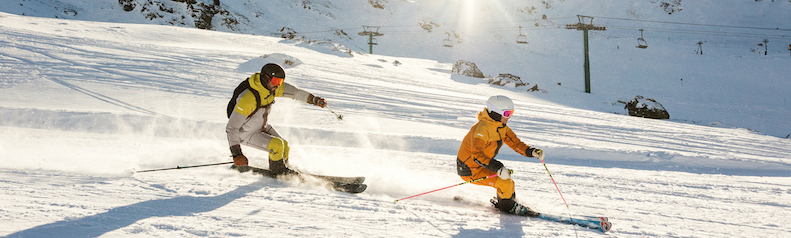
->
<box><xmin>233</xmin><ymin>165</ymin><xmax>367</xmax><ymax>194</ymax></box>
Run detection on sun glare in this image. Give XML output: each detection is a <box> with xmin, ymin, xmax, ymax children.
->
<box><xmin>457</xmin><ymin>0</ymin><xmax>514</xmax><ymax>38</ymax></box>
<box><xmin>458</xmin><ymin>0</ymin><xmax>478</xmax><ymax>33</ymax></box>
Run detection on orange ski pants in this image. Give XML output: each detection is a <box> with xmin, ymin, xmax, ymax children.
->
<box><xmin>461</xmin><ymin>172</ymin><xmax>515</xmax><ymax>199</ymax></box>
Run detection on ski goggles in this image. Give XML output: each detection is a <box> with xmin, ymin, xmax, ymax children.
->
<box><xmin>270</xmin><ymin>76</ymin><xmax>284</xmax><ymax>87</ymax></box>
<box><xmin>502</xmin><ymin>110</ymin><xmax>514</xmax><ymax>118</ymax></box>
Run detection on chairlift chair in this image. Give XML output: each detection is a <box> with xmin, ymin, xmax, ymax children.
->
<box><xmin>443</xmin><ymin>33</ymin><xmax>453</xmax><ymax>47</ymax></box>
<box><xmin>636</xmin><ymin>29</ymin><xmax>648</xmax><ymax>49</ymax></box>
<box><xmin>516</xmin><ymin>26</ymin><xmax>528</xmax><ymax>44</ymax></box>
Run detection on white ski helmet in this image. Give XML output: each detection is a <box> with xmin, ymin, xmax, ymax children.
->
<box><xmin>486</xmin><ymin>95</ymin><xmax>515</xmax><ymax>118</ymax></box>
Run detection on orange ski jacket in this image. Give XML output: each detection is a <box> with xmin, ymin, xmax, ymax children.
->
<box><xmin>457</xmin><ymin>109</ymin><xmax>531</xmax><ymax>177</ymax></box>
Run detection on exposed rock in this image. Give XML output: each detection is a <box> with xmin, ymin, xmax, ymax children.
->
<box><xmin>452</xmin><ymin>60</ymin><xmax>484</xmax><ymax>78</ymax></box>
<box><xmin>623</xmin><ymin>96</ymin><xmax>670</xmax><ymax>119</ymax></box>
<box><xmin>119</xmin><ymin>0</ymin><xmax>136</xmax><ymax>11</ymax></box>
<box><xmin>485</xmin><ymin>73</ymin><xmax>546</xmax><ymax>93</ymax></box>
<box><xmin>279</xmin><ymin>27</ymin><xmax>299</xmax><ymax>40</ymax></box>
<box><xmin>368</xmin><ymin>0</ymin><xmax>386</xmax><ymax>9</ymax></box>
<box><xmin>488</xmin><ymin>73</ymin><xmax>527</xmax><ymax>87</ymax></box>
<box><xmin>116</xmin><ymin>0</ymin><xmax>237</xmax><ymax>30</ymax></box>
<box><xmin>526</xmin><ymin>84</ymin><xmax>547</xmax><ymax>93</ymax></box>
<box><xmin>418</xmin><ymin>20</ymin><xmax>440</xmax><ymax>32</ymax></box>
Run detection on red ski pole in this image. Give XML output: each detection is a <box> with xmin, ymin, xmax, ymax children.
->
<box><xmin>394</xmin><ymin>174</ymin><xmax>498</xmax><ymax>203</ymax></box>
<box><xmin>541</xmin><ymin>158</ymin><xmax>569</xmax><ymax>208</ymax></box>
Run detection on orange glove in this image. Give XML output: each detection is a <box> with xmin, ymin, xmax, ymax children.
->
<box><xmin>233</xmin><ymin>155</ymin><xmax>248</xmax><ymax>166</ymax></box>
<box><xmin>230</xmin><ymin>145</ymin><xmax>248</xmax><ymax>166</ymax></box>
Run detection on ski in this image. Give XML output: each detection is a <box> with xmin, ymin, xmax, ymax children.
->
<box><xmin>537</xmin><ymin>213</ymin><xmax>612</xmax><ymax>232</ymax></box>
<box><xmin>305</xmin><ymin>173</ymin><xmax>365</xmax><ymax>185</ymax></box>
<box><xmin>233</xmin><ymin>165</ymin><xmax>367</xmax><ymax>194</ymax></box>
<box><xmin>488</xmin><ymin>197</ymin><xmax>611</xmax><ymax>232</ymax></box>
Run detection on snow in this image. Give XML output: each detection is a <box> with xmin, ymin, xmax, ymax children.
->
<box><xmin>1</xmin><ymin>1</ymin><xmax>790</xmax><ymax>237</ymax></box>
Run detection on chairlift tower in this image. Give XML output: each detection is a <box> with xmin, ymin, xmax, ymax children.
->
<box><xmin>566</xmin><ymin>15</ymin><xmax>606</xmax><ymax>93</ymax></box>
<box><xmin>358</xmin><ymin>26</ymin><xmax>383</xmax><ymax>54</ymax></box>
<box><xmin>762</xmin><ymin>39</ymin><xmax>768</xmax><ymax>56</ymax></box>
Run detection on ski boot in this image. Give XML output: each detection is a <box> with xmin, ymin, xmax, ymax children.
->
<box><xmin>269</xmin><ymin>158</ymin><xmax>298</xmax><ymax>176</ymax></box>
<box><xmin>230</xmin><ymin>165</ymin><xmax>251</xmax><ymax>172</ymax></box>
<box><xmin>491</xmin><ymin>196</ymin><xmax>540</xmax><ymax>217</ymax></box>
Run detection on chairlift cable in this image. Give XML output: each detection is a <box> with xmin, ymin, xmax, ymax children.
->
<box><xmin>606</xmin><ymin>25</ymin><xmax>791</xmax><ymax>40</ymax></box>
<box><xmin>591</xmin><ymin>16</ymin><xmax>791</xmax><ymax>32</ymax></box>
<box><xmin>272</xmin><ymin>14</ymin><xmax>791</xmax><ymax>43</ymax></box>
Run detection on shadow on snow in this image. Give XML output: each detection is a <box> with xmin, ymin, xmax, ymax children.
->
<box><xmin>4</xmin><ymin>181</ymin><xmax>267</xmax><ymax>238</ymax></box>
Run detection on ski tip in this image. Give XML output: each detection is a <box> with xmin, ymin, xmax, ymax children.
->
<box><xmin>599</xmin><ymin>218</ymin><xmax>612</xmax><ymax>232</ymax></box>
<box><xmin>129</xmin><ymin>167</ymin><xmax>142</xmax><ymax>175</ymax></box>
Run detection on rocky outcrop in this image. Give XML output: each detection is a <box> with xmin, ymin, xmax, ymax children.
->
<box><xmin>623</xmin><ymin>96</ymin><xmax>670</xmax><ymax>119</ymax></box>
<box><xmin>452</xmin><ymin>60</ymin><xmax>485</xmax><ymax>78</ymax></box>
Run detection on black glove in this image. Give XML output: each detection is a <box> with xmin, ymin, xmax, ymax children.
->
<box><xmin>308</xmin><ymin>95</ymin><xmax>326</xmax><ymax>108</ymax></box>
<box><xmin>527</xmin><ymin>147</ymin><xmax>545</xmax><ymax>161</ymax></box>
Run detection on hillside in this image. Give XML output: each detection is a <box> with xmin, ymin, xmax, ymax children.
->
<box><xmin>3</xmin><ymin>0</ymin><xmax>790</xmax><ymax>138</ymax></box>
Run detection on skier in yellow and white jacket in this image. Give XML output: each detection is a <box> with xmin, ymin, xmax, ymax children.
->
<box><xmin>226</xmin><ymin>63</ymin><xmax>326</xmax><ymax>175</ymax></box>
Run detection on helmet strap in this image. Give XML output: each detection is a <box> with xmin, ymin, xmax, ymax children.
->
<box><xmin>488</xmin><ymin>110</ymin><xmax>502</xmax><ymax>122</ymax></box>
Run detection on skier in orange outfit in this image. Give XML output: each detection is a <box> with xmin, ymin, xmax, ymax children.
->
<box><xmin>456</xmin><ymin>95</ymin><xmax>545</xmax><ymax>216</ymax></box>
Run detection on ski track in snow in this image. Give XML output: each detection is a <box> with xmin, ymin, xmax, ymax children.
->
<box><xmin>0</xmin><ymin>9</ymin><xmax>790</xmax><ymax>238</ymax></box>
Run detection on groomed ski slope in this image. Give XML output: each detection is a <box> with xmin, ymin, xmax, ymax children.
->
<box><xmin>0</xmin><ymin>13</ymin><xmax>790</xmax><ymax>237</ymax></box>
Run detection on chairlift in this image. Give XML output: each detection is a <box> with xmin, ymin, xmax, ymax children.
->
<box><xmin>370</xmin><ymin>38</ymin><xmax>378</xmax><ymax>45</ymax></box>
<box><xmin>516</xmin><ymin>26</ymin><xmax>528</xmax><ymax>44</ymax></box>
<box><xmin>636</xmin><ymin>29</ymin><xmax>648</xmax><ymax>49</ymax></box>
<box><xmin>443</xmin><ymin>32</ymin><xmax>453</xmax><ymax>47</ymax></box>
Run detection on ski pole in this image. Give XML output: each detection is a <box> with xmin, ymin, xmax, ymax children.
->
<box><xmin>541</xmin><ymin>158</ymin><xmax>569</xmax><ymax>208</ymax></box>
<box><xmin>394</xmin><ymin>174</ymin><xmax>498</xmax><ymax>203</ymax></box>
<box><xmin>541</xmin><ymin>158</ymin><xmax>582</xmax><ymax>236</ymax></box>
<box><xmin>135</xmin><ymin>162</ymin><xmax>234</xmax><ymax>173</ymax></box>
<box><xmin>326</xmin><ymin>106</ymin><xmax>343</xmax><ymax>120</ymax></box>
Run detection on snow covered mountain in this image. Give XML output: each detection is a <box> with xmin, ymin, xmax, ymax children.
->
<box><xmin>1</xmin><ymin>1</ymin><xmax>790</xmax><ymax>237</ymax></box>
<box><xmin>3</xmin><ymin>0</ymin><xmax>790</xmax><ymax>138</ymax></box>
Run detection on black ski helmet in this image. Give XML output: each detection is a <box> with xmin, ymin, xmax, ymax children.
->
<box><xmin>261</xmin><ymin>63</ymin><xmax>285</xmax><ymax>80</ymax></box>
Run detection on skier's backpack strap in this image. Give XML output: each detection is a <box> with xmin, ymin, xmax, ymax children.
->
<box><xmin>227</xmin><ymin>79</ymin><xmax>262</xmax><ymax>118</ymax></box>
